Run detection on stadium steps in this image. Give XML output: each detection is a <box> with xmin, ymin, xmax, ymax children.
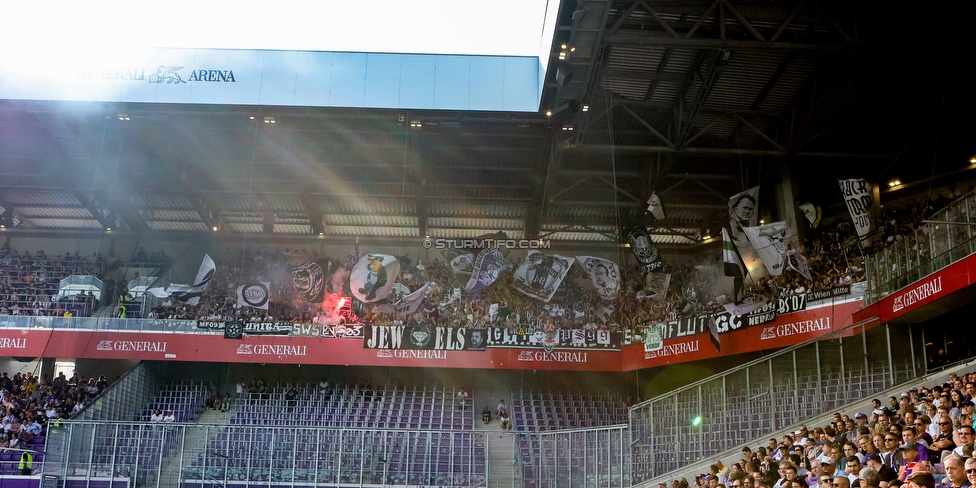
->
<box><xmin>158</xmin><ymin>408</ymin><xmax>237</xmax><ymax>488</ymax></box>
<box><xmin>487</xmin><ymin>431</ymin><xmax>516</xmax><ymax>488</ymax></box>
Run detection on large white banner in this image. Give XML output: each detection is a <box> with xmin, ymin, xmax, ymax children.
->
<box><xmin>838</xmin><ymin>178</ymin><xmax>874</xmax><ymax>239</ymax></box>
<box><xmin>576</xmin><ymin>256</ymin><xmax>620</xmax><ymax>300</ymax></box>
<box><xmin>742</xmin><ymin>222</ymin><xmax>791</xmax><ymax>276</ymax></box>
<box><xmin>237</xmin><ymin>282</ymin><xmax>271</xmax><ymax>310</ymax></box>
<box><xmin>350</xmin><ymin>254</ymin><xmax>400</xmax><ymax>303</ymax></box>
<box><xmin>513</xmin><ymin>251</ymin><xmax>575</xmax><ymax>302</ymax></box>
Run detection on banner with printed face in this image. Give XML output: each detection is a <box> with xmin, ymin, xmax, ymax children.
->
<box><xmin>290</xmin><ymin>261</ymin><xmax>325</xmax><ymax>302</ymax></box>
<box><xmin>577</xmin><ymin>256</ymin><xmax>620</xmax><ymax>300</ymax></box>
<box><xmin>728</xmin><ymin>186</ymin><xmax>760</xmax><ymax>241</ymax></box>
<box><xmin>838</xmin><ymin>178</ymin><xmax>874</xmax><ymax>239</ymax></box>
<box><xmin>443</xmin><ymin>249</ymin><xmax>475</xmax><ymax>275</ymax></box>
<box><xmin>626</xmin><ymin>227</ymin><xmax>663</xmax><ymax>272</ymax></box>
<box><xmin>350</xmin><ymin>254</ymin><xmax>400</xmax><ymax>303</ymax></box>
<box><xmin>742</xmin><ymin>221</ymin><xmax>791</xmax><ymax>276</ymax></box>
<box><xmin>236</xmin><ymin>282</ymin><xmax>271</xmax><ymax>310</ymax></box>
<box><xmin>513</xmin><ymin>251</ymin><xmax>575</xmax><ymax>302</ymax></box>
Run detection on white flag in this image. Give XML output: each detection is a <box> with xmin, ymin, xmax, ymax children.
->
<box><xmin>838</xmin><ymin>178</ymin><xmax>874</xmax><ymax>239</ymax></box>
<box><xmin>576</xmin><ymin>256</ymin><xmax>620</xmax><ymax>300</ymax></box>
<box><xmin>146</xmin><ymin>254</ymin><xmax>216</xmax><ymax>305</ymax></box>
<box><xmin>729</xmin><ymin>186</ymin><xmax>759</xmax><ymax>242</ymax></box>
<box><xmin>646</xmin><ymin>192</ymin><xmax>666</xmax><ymax>220</ymax></box>
<box><xmin>513</xmin><ymin>251</ymin><xmax>575</xmax><ymax>302</ymax></box>
<box><xmin>742</xmin><ymin>222</ymin><xmax>791</xmax><ymax>276</ymax></box>
<box><xmin>237</xmin><ymin>282</ymin><xmax>271</xmax><ymax>310</ymax></box>
<box><xmin>350</xmin><ymin>254</ymin><xmax>400</xmax><ymax>303</ymax></box>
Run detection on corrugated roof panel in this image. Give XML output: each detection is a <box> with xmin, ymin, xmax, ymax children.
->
<box><xmin>605</xmin><ymin>45</ymin><xmax>665</xmax><ymax>72</ymax></box>
<box><xmin>143</xmin><ymin>210</ymin><xmax>201</xmax><ymax>222</ymax></box>
<box><xmin>225</xmin><ymin>223</ymin><xmax>263</xmax><ymax>233</ymax></box>
<box><xmin>754</xmin><ymin>54</ymin><xmax>820</xmax><ymax>113</ymax></box>
<box><xmin>544</xmin><ymin>231</ymin><xmax>614</xmax><ymax>242</ymax></box>
<box><xmin>5</xmin><ymin>191</ymin><xmax>81</xmax><ymax>206</ymax></box>
<box><xmin>274</xmin><ymin>224</ymin><xmax>312</xmax><ymax>234</ymax></box>
<box><xmin>648</xmin><ymin>81</ymin><xmax>682</xmax><ymax>104</ymax></box>
<box><xmin>327</xmin><ymin>226</ymin><xmax>417</xmax><ymax>237</ymax></box>
<box><xmin>661</xmin><ymin>49</ymin><xmax>699</xmax><ymax>75</ymax></box>
<box><xmin>28</xmin><ymin>218</ymin><xmax>101</xmax><ymax>229</ymax></box>
<box><xmin>17</xmin><ymin>207</ymin><xmax>92</xmax><ymax>219</ymax></box>
<box><xmin>427</xmin><ymin>217</ymin><xmax>522</xmax><ymax>230</ymax></box>
<box><xmin>146</xmin><ymin>194</ymin><xmax>195</xmax><ymax>209</ymax></box>
<box><xmin>427</xmin><ymin>202</ymin><xmax>525</xmax><ymax>219</ymax></box>
<box><xmin>602</xmin><ymin>77</ymin><xmax>650</xmax><ymax>101</ymax></box>
<box><xmin>149</xmin><ymin>221</ymin><xmax>209</xmax><ymax>232</ymax></box>
<box><xmin>706</xmin><ymin>53</ymin><xmax>785</xmax><ymax>112</ymax></box>
<box><xmin>327</xmin><ymin>215</ymin><xmax>417</xmax><ymax>227</ymax></box>
<box><xmin>320</xmin><ymin>199</ymin><xmax>415</xmax><ymax>215</ymax></box>
<box><xmin>427</xmin><ymin>228</ymin><xmax>526</xmax><ymax>240</ymax></box>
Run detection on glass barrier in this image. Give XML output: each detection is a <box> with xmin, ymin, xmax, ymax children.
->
<box><xmin>865</xmin><ymin>192</ymin><xmax>976</xmax><ymax>303</ymax></box>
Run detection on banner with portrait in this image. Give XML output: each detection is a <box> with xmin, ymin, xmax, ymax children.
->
<box><xmin>513</xmin><ymin>251</ymin><xmax>576</xmax><ymax>302</ymax></box>
<box><xmin>577</xmin><ymin>256</ymin><xmax>620</xmax><ymax>300</ymax></box>
<box><xmin>728</xmin><ymin>186</ymin><xmax>760</xmax><ymax>242</ymax></box>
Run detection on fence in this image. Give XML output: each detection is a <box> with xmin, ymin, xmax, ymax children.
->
<box><xmin>629</xmin><ymin>321</ymin><xmax>924</xmax><ymax>482</ymax></box>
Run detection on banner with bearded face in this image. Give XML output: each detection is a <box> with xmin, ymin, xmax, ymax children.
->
<box><xmin>291</xmin><ymin>261</ymin><xmax>325</xmax><ymax>302</ymax></box>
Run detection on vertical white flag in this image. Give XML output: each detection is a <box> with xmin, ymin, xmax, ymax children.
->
<box><xmin>838</xmin><ymin>178</ymin><xmax>874</xmax><ymax>239</ymax></box>
<box><xmin>646</xmin><ymin>192</ymin><xmax>666</xmax><ymax>220</ymax></box>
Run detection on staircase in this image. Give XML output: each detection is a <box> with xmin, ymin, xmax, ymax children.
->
<box><xmin>157</xmin><ymin>408</ymin><xmax>235</xmax><ymax>488</ymax></box>
<box><xmin>487</xmin><ymin>431</ymin><xmax>516</xmax><ymax>488</ymax></box>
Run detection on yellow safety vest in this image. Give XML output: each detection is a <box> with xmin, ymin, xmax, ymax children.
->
<box><xmin>19</xmin><ymin>452</ymin><xmax>33</xmax><ymax>470</ymax></box>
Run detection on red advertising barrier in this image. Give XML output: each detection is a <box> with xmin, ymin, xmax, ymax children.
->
<box><xmin>620</xmin><ymin>299</ymin><xmax>864</xmax><ymax>369</ymax></box>
<box><xmin>0</xmin><ymin>329</ymin><xmax>623</xmax><ymax>371</ymax></box>
<box><xmin>0</xmin><ymin>301</ymin><xmax>865</xmax><ymax>372</ymax></box>
<box><xmin>875</xmin><ymin>253</ymin><xmax>976</xmax><ymax>323</ymax></box>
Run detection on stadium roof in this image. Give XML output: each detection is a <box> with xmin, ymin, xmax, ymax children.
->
<box><xmin>0</xmin><ymin>0</ymin><xmax>971</xmax><ymax>249</ymax></box>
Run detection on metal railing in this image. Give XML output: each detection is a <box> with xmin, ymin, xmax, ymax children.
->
<box><xmin>44</xmin><ymin>422</ymin><xmax>489</xmax><ymax>488</ymax></box>
<box><xmin>516</xmin><ymin>425</ymin><xmax>630</xmax><ymax>488</ymax></box>
<box><xmin>628</xmin><ymin>320</ymin><xmax>924</xmax><ymax>482</ymax></box>
<box><xmin>865</xmin><ymin>191</ymin><xmax>976</xmax><ymax>303</ymax></box>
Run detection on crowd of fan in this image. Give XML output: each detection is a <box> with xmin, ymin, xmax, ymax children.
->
<box><xmin>0</xmin><ymin>243</ymin><xmax>175</xmax><ymax>318</ymax></box>
<box><xmin>668</xmin><ymin>371</ymin><xmax>976</xmax><ymax>488</ymax></box>
<box><xmin>0</xmin><ymin>246</ymin><xmax>102</xmax><ymax>317</ymax></box>
<box><xmin>0</xmin><ymin>370</ymin><xmax>109</xmax><ymax>451</ymax></box>
<box><xmin>864</xmin><ymin>187</ymin><xmax>972</xmax><ymax>257</ymax></box>
<box><xmin>143</xmin><ymin>215</ymin><xmax>867</xmax><ymax>337</ymax></box>
<box><xmin>9</xmin><ymin>188</ymin><xmax>969</xmax><ymax>332</ymax></box>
